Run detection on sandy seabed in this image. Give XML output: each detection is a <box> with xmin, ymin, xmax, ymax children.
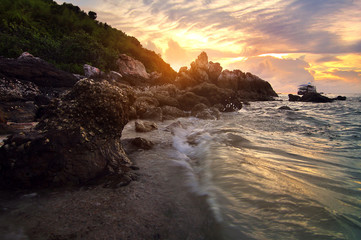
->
<box><xmin>0</xmin><ymin>120</ymin><xmax>219</xmax><ymax>240</ymax></box>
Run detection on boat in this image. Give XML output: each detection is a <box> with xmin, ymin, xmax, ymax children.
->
<box><xmin>297</xmin><ymin>83</ymin><xmax>317</xmax><ymax>95</ymax></box>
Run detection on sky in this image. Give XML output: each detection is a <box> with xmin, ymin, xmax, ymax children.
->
<box><xmin>56</xmin><ymin>0</ymin><xmax>361</xmax><ymax>93</ymax></box>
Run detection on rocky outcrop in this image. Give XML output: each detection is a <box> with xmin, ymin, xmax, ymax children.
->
<box><xmin>175</xmin><ymin>52</ymin><xmax>277</xmax><ymax>103</ymax></box>
<box><xmin>289</xmin><ymin>93</ymin><xmax>333</xmax><ymax>103</ymax></box>
<box><xmin>116</xmin><ymin>54</ymin><xmax>150</xmax><ymax>79</ymax></box>
<box><xmin>0</xmin><ymin>79</ymin><xmax>135</xmax><ymax>188</ymax></box>
<box><xmin>0</xmin><ymin>53</ymin><xmax>78</xmax><ymax>89</ymax></box>
<box><xmin>191</xmin><ymin>103</ymin><xmax>220</xmax><ymax>120</ymax></box>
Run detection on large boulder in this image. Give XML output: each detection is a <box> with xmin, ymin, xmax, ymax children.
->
<box><xmin>189</xmin><ymin>82</ymin><xmax>235</xmax><ymax>106</ymax></box>
<box><xmin>0</xmin><ymin>79</ymin><xmax>134</xmax><ymax>188</ymax></box>
<box><xmin>0</xmin><ymin>53</ymin><xmax>78</xmax><ymax>89</ymax></box>
<box><xmin>161</xmin><ymin>106</ymin><xmax>187</xmax><ymax>120</ymax></box>
<box><xmin>176</xmin><ymin>92</ymin><xmax>210</xmax><ymax>111</ymax></box>
<box><xmin>116</xmin><ymin>54</ymin><xmax>150</xmax><ymax>79</ymax></box>
<box><xmin>83</xmin><ymin>64</ymin><xmax>102</xmax><ymax>79</ymax></box>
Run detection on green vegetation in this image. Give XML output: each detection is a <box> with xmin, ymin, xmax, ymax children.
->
<box><xmin>0</xmin><ymin>0</ymin><xmax>176</xmax><ymax>81</ymax></box>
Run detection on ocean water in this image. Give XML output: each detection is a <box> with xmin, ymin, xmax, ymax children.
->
<box><xmin>171</xmin><ymin>94</ymin><xmax>361</xmax><ymax>240</ymax></box>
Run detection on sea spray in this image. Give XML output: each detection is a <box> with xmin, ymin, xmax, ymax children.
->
<box><xmin>171</xmin><ymin>123</ymin><xmax>224</xmax><ymax>222</ymax></box>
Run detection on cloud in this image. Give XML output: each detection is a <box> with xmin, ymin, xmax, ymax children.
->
<box><xmin>164</xmin><ymin>39</ymin><xmax>194</xmax><ymax>71</ymax></box>
<box><xmin>315</xmin><ymin>55</ymin><xmax>341</xmax><ymax>63</ymax></box>
<box><xmin>328</xmin><ymin>70</ymin><xmax>361</xmax><ymax>83</ymax></box>
<box><xmin>228</xmin><ymin>56</ymin><xmax>314</xmax><ymax>93</ymax></box>
<box><xmin>144</xmin><ymin>41</ymin><xmax>162</xmax><ymax>55</ymax></box>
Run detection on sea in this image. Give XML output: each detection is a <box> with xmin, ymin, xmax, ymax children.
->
<box><xmin>170</xmin><ymin>93</ymin><xmax>361</xmax><ymax>240</ymax></box>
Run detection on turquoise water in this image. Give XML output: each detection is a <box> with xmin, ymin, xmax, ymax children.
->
<box><xmin>173</xmin><ymin>94</ymin><xmax>361</xmax><ymax>239</ymax></box>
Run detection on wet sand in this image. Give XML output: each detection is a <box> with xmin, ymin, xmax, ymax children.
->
<box><xmin>0</xmin><ymin>120</ymin><xmax>218</xmax><ymax>240</ymax></box>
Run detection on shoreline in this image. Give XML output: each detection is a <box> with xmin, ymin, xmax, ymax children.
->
<box><xmin>0</xmin><ymin>120</ymin><xmax>220</xmax><ymax>240</ymax></box>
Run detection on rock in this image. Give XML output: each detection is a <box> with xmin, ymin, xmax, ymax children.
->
<box><xmin>208</xmin><ymin>61</ymin><xmax>222</xmax><ymax>82</ymax></box>
<box><xmin>133</xmin><ymin>96</ymin><xmax>159</xmax><ymax>117</ymax></box>
<box><xmin>279</xmin><ymin>106</ymin><xmax>292</xmax><ymax>110</ymax></box>
<box><xmin>288</xmin><ymin>94</ymin><xmax>302</xmax><ymax>101</ymax></box>
<box><xmin>0</xmin><ymin>79</ymin><xmax>134</xmax><ymax>188</ymax></box>
<box><xmin>189</xmin><ymin>82</ymin><xmax>235</xmax><ymax>106</ymax></box>
<box><xmin>141</xmin><ymin>107</ymin><xmax>163</xmax><ymax>121</ymax></box>
<box><xmin>0</xmin><ymin>101</ymin><xmax>37</xmax><ymax>123</ymax></box>
<box><xmin>192</xmin><ymin>51</ymin><xmax>208</xmax><ymax>70</ymax></box>
<box><xmin>161</xmin><ymin>106</ymin><xmax>187</xmax><ymax>120</ymax></box>
<box><xmin>131</xmin><ymin>137</ymin><xmax>154</xmax><ymax>150</ymax></box>
<box><xmin>135</xmin><ymin>120</ymin><xmax>158</xmax><ymax>132</ymax></box>
<box><xmin>116</xmin><ymin>54</ymin><xmax>150</xmax><ymax>79</ymax></box>
<box><xmin>108</xmin><ymin>71</ymin><xmax>123</xmax><ymax>81</ymax></box>
<box><xmin>217</xmin><ymin>69</ymin><xmax>244</xmax><ymax>90</ymax></box>
<box><xmin>176</xmin><ymin>92</ymin><xmax>210</xmax><ymax>111</ymax></box>
<box><xmin>0</xmin><ymin>53</ymin><xmax>78</xmax><ymax>89</ymax></box>
<box><xmin>83</xmin><ymin>64</ymin><xmax>101</xmax><ymax>79</ymax></box>
<box><xmin>301</xmin><ymin>92</ymin><xmax>333</xmax><ymax>103</ymax></box>
<box><xmin>153</xmin><ymin>92</ymin><xmax>179</xmax><ymax>107</ymax></box>
<box><xmin>191</xmin><ymin>103</ymin><xmax>220</xmax><ymax>120</ymax></box>
<box><xmin>289</xmin><ymin>92</ymin><xmax>334</xmax><ymax>103</ymax></box>
<box><xmin>333</xmin><ymin>96</ymin><xmax>347</xmax><ymax>101</ymax></box>
<box><xmin>0</xmin><ymin>77</ymin><xmax>41</xmax><ymax>102</ymax></box>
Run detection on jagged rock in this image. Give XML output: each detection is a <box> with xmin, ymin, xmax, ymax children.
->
<box><xmin>116</xmin><ymin>54</ymin><xmax>150</xmax><ymax>79</ymax></box>
<box><xmin>131</xmin><ymin>137</ymin><xmax>154</xmax><ymax>150</ymax></box>
<box><xmin>83</xmin><ymin>64</ymin><xmax>101</xmax><ymax>79</ymax></box>
<box><xmin>0</xmin><ymin>53</ymin><xmax>78</xmax><ymax>89</ymax></box>
<box><xmin>0</xmin><ymin>79</ymin><xmax>134</xmax><ymax>188</ymax></box>
<box><xmin>208</xmin><ymin>61</ymin><xmax>222</xmax><ymax>82</ymax></box>
<box><xmin>176</xmin><ymin>92</ymin><xmax>210</xmax><ymax>111</ymax></box>
<box><xmin>161</xmin><ymin>106</ymin><xmax>187</xmax><ymax>120</ymax></box>
<box><xmin>191</xmin><ymin>51</ymin><xmax>208</xmax><ymax>70</ymax></box>
<box><xmin>135</xmin><ymin>120</ymin><xmax>158</xmax><ymax>132</ymax></box>
<box><xmin>217</xmin><ymin>70</ymin><xmax>244</xmax><ymax>90</ymax></box>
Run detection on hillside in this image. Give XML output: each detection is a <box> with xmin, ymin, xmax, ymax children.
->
<box><xmin>0</xmin><ymin>0</ymin><xmax>176</xmax><ymax>81</ymax></box>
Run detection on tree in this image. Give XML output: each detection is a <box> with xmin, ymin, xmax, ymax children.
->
<box><xmin>88</xmin><ymin>11</ymin><xmax>97</xmax><ymax>20</ymax></box>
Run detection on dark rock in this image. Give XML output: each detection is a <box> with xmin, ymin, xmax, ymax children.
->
<box><xmin>0</xmin><ymin>101</ymin><xmax>37</xmax><ymax>123</ymax></box>
<box><xmin>301</xmin><ymin>92</ymin><xmax>333</xmax><ymax>103</ymax></box>
<box><xmin>289</xmin><ymin>92</ymin><xmax>334</xmax><ymax>103</ymax></box>
<box><xmin>279</xmin><ymin>106</ymin><xmax>292</xmax><ymax>110</ymax></box>
<box><xmin>141</xmin><ymin>107</ymin><xmax>163</xmax><ymax>121</ymax></box>
<box><xmin>131</xmin><ymin>137</ymin><xmax>154</xmax><ymax>150</ymax></box>
<box><xmin>189</xmin><ymin>82</ymin><xmax>235</xmax><ymax>106</ymax></box>
<box><xmin>133</xmin><ymin>96</ymin><xmax>159</xmax><ymax>117</ymax></box>
<box><xmin>208</xmin><ymin>61</ymin><xmax>222</xmax><ymax>82</ymax></box>
<box><xmin>0</xmin><ymin>79</ymin><xmax>133</xmax><ymax>188</ymax></box>
<box><xmin>0</xmin><ymin>77</ymin><xmax>41</xmax><ymax>102</ymax></box>
<box><xmin>333</xmin><ymin>96</ymin><xmax>347</xmax><ymax>101</ymax></box>
<box><xmin>176</xmin><ymin>92</ymin><xmax>210</xmax><ymax>111</ymax></box>
<box><xmin>161</xmin><ymin>106</ymin><xmax>187</xmax><ymax>120</ymax></box>
<box><xmin>135</xmin><ymin>120</ymin><xmax>158</xmax><ymax>132</ymax></box>
<box><xmin>288</xmin><ymin>94</ymin><xmax>302</xmax><ymax>101</ymax></box>
<box><xmin>191</xmin><ymin>103</ymin><xmax>220</xmax><ymax>120</ymax></box>
<box><xmin>0</xmin><ymin>53</ymin><xmax>78</xmax><ymax>89</ymax></box>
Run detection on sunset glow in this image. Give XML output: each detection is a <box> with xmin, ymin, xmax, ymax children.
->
<box><xmin>57</xmin><ymin>0</ymin><xmax>361</xmax><ymax>93</ymax></box>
